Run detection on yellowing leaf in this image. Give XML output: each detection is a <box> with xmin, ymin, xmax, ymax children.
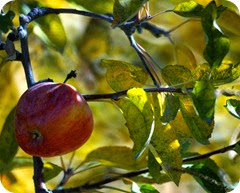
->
<box><xmin>112</xmin><ymin>0</ymin><xmax>148</xmax><ymax>26</ymax></box>
<box><xmin>175</xmin><ymin>44</ymin><xmax>197</xmax><ymax>71</ymax></box>
<box><xmin>115</xmin><ymin>88</ymin><xmax>153</xmax><ymax>157</ymax></box>
<box><xmin>162</xmin><ymin>65</ymin><xmax>192</xmax><ymax>86</ymax></box>
<box><xmin>83</xmin><ymin>146</ymin><xmax>147</xmax><ymax>170</ymax></box>
<box><xmin>217</xmin><ymin>9</ymin><xmax>240</xmax><ymax>36</ymax></box>
<box><xmin>179</xmin><ymin>96</ymin><xmax>214</xmax><ymax>145</ymax></box>
<box><xmin>149</xmin><ymin>94</ymin><xmax>182</xmax><ymax>185</ymax></box>
<box><xmin>102</xmin><ymin>60</ymin><xmax>148</xmax><ymax>91</ymax></box>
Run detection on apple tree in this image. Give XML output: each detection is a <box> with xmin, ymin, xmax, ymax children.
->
<box><xmin>1</xmin><ymin>0</ymin><xmax>240</xmax><ymax>192</ymax></box>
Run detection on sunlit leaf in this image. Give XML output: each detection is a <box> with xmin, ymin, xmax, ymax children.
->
<box><xmin>211</xmin><ymin>61</ymin><xmax>240</xmax><ymax>85</ymax></box>
<box><xmin>175</xmin><ymin>44</ymin><xmax>197</xmax><ymax>71</ymax></box>
<box><xmin>217</xmin><ymin>9</ymin><xmax>240</xmax><ymax>36</ymax></box>
<box><xmin>162</xmin><ymin>65</ymin><xmax>192</xmax><ymax>86</ymax></box>
<box><xmin>161</xmin><ymin>94</ymin><xmax>180</xmax><ymax>124</ymax></box>
<box><xmin>115</xmin><ymin>88</ymin><xmax>153</xmax><ymax>157</ymax></box>
<box><xmin>69</xmin><ymin>0</ymin><xmax>114</xmax><ymax>14</ymax></box>
<box><xmin>0</xmin><ymin>107</ymin><xmax>18</xmax><ymax>166</ymax></box>
<box><xmin>191</xmin><ymin>63</ymin><xmax>211</xmax><ymax>82</ymax></box>
<box><xmin>202</xmin><ymin>1</ymin><xmax>230</xmax><ymax>69</ymax></box>
<box><xmin>83</xmin><ymin>146</ymin><xmax>147</xmax><ymax>170</ymax></box>
<box><xmin>131</xmin><ymin>182</ymin><xmax>160</xmax><ymax>193</ymax></box>
<box><xmin>225</xmin><ymin>99</ymin><xmax>240</xmax><ymax>119</ymax></box>
<box><xmin>102</xmin><ymin>60</ymin><xmax>148</xmax><ymax>91</ymax></box>
<box><xmin>34</xmin><ymin>14</ymin><xmax>67</xmax><ymax>53</ymax></box>
<box><xmin>112</xmin><ymin>0</ymin><xmax>148</xmax><ymax>26</ymax></box>
<box><xmin>180</xmin><ymin>96</ymin><xmax>213</xmax><ymax>145</ymax></box>
<box><xmin>0</xmin><ymin>11</ymin><xmax>15</xmax><ymax>33</ymax></box>
<box><xmin>43</xmin><ymin>162</ymin><xmax>63</xmax><ymax>182</ymax></box>
<box><xmin>149</xmin><ymin>94</ymin><xmax>182</xmax><ymax>185</ymax></box>
<box><xmin>173</xmin><ymin>0</ymin><xmax>204</xmax><ymax>17</ymax></box>
<box><xmin>192</xmin><ymin>81</ymin><xmax>216</xmax><ymax>124</ymax></box>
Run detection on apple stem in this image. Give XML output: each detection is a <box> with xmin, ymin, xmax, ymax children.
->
<box><xmin>63</xmin><ymin>70</ymin><xmax>77</xmax><ymax>83</ymax></box>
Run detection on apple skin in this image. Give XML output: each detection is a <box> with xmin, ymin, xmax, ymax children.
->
<box><xmin>14</xmin><ymin>82</ymin><xmax>93</xmax><ymax>157</ymax></box>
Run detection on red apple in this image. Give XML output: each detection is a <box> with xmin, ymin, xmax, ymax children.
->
<box><xmin>14</xmin><ymin>82</ymin><xmax>93</xmax><ymax>157</ymax></box>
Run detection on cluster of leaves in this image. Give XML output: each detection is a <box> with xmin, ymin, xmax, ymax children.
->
<box><xmin>1</xmin><ymin>0</ymin><xmax>240</xmax><ymax>193</ymax></box>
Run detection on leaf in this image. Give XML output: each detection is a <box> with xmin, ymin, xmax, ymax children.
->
<box><xmin>115</xmin><ymin>88</ymin><xmax>153</xmax><ymax>157</ymax></box>
<box><xmin>131</xmin><ymin>182</ymin><xmax>160</xmax><ymax>193</ymax></box>
<box><xmin>225</xmin><ymin>99</ymin><xmax>240</xmax><ymax>119</ymax></box>
<box><xmin>43</xmin><ymin>162</ymin><xmax>63</xmax><ymax>182</ymax></box>
<box><xmin>175</xmin><ymin>44</ymin><xmax>197</xmax><ymax>71</ymax></box>
<box><xmin>162</xmin><ymin>65</ymin><xmax>192</xmax><ymax>86</ymax></box>
<box><xmin>69</xmin><ymin>0</ymin><xmax>114</xmax><ymax>14</ymax></box>
<box><xmin>0</xmin><ymin>11</ymin><xmax>15</xmax><ymax>33</ymax></box>
<box><xmin>185</xmin><ymin>157</ymin><xmax>227</xmax><ymax>193</ymax></box>
<box><xmin>149</xmin><ymin>94</ymin><xmax>182</xmax><ymax>185</ymax></box>
<box><xmin>234</xmin><ymin>141</ymin><xmax>240</xmax><ymax>155</ymax></box>
<box><xmin>192</xmin><ymin>81</ymin><xmax>216</xmax><ymax>124</ymax></box>
<box><xmin>83</xmin><ymin>146</ymin><xmax>147</xmax><ymax>170</ymax></box>
<box><xmin>148</xmin><ymin>151</ymin><xmax>171</xmax><ymax>184</ymax></box>
<box><xmin>201</xmin><ymin>1</ymin><xmax>230</xmax><ymax>69</ymax></box>
<box><xmin>217</xmin><ymin>9</ymin><xmax>240</xmax><ymax>36</ymax></box>
<box><xmin>0</xmin><ymin>107</ymin><xmax>18</xmax><ymax>166</ymax></box>
<box><xmin>34</xmin><ymin>14</ymin><xmax>67</xmax><ymax>53</ymax></box>
<box><xmin>191</xmin><ymin>63</ymin><xmax>211</xmax><ymax>82</ymax></box>
<box><xmin>173</xmin><ymin>0</ymin><xmax>204</xmax><ymax>18</ymax></box>
<box><xmin>10</xmin><ymin>157</ymin><xmax>33</xmax><ymax>169</ymax></box>
<box><xmin>102</xmin><ymin>59</ymin><xmax>148</xmax><ymax>91</ymax></box>
<box><xmin>161</xmin><ymin>94</ymin><xmax>180</xmax><ymax>124</ymax></box>
<box><xmin>180</xmin><ymin>96</ymin><xmax>213</xmax><ymax>145</ymax></box>
<box><xmin>211</xmin><ymin>61</ymin><xmax>240</xmax><ymax>85</ymax></box>
<box><xmin>112</xmin><ymin>0</ymin><xmax>148</xmax><ymax>26</ymax></box>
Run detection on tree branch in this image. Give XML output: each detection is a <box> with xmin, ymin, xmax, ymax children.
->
<box><xmin>83</xmin><ymin>87</ymin><xmax>190</xmax><ymax>101</ymax></box>
<box><xmin>23</xmin><ymin>7</ymin><xmax>113</xmax><ymax>24</ymax></box>
<box><xmin>51</xmin><ymin>141</ymin><xmax>239</xmax><ymax>193</ymax></box>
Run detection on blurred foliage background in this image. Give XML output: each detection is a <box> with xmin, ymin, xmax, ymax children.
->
<box><xmin>1</xmin><ymin>0</ymin><xmax>240</xmax><ymax>192</ymax></box>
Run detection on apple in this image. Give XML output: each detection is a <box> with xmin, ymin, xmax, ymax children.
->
<box><xmin>14</xmin><ymin>82</ymin><xmax>93</xmax><ymax>157</ymax></box>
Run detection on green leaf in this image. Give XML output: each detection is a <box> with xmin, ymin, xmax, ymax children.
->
<box><xmin>101</xmin><ymin>59</ymin><xmax>148</xmax><ymax>91</ymax></box>
<box><xmin>43</xmin><ymin>162</ymin><xmax>63</xmax><ymax>182</ymax></box>
<box><xmin>192</xmin><ymin>81</ymin><xmax>216</xmax><ymax>124</ymax></box>
<box><xmin>180</xmin><ymin>96</ymin><xmax>213</xmax><ymax>145</ymax></box>
<box><xmin>148</xmin><ymin>151</ymin><xmax>171</xmax><ymax>184</ymax></box>
<box><xmin>217</xmin><ymin>9</ymin><xmax>240</xmax><ymax>36</ymax></box>
<box><xmin>161</xmin><ymin>94</ymin><xmax>180</xmax><ymax>124</ymax></box>
<box><xmin>149</xmin><ymin>94</ymin><xmax>182</xmax><ymax>185</ymax></box>
<box><xmin>234</xmin><ymin>141</ymin><xmax>240</xmax><ymax>155</ymax></box>
<box><xmin>225</xmin><ymin>99</ymin><xmax>240</xmax><ymax>119</ymax></box>
<box><xmin>83</xmin><ymin>146</ymin><xmax>147</xmax><ymax>170</ymax></box>
<box><xmin>211</xmin><ymin>61</ymin><xmax>240</xmax><ymax>85</ymax></box>
<box><xmin>0</xmin><ymin>11</ymin><xmax>15</xmax><ymax>33</ymax></box>
<box><xmin>112</xmin><ymin>0</ymin><xmax>148</xmax><ymax>26</ymax></box>
<box><xmin>69</xmin><ymin>0</ymin><xmax>114</xmax><ymax>14</ymax></box>
<box><xmin>115</xmin><ymin>88</ymin><xmax>153</xmax><ymax>157</ymax></box>
<box><xmin>185</xmin><ymin>157</ymin><xmax>227</xmax><ymax>193</ymax></box>
<box><xmin>162</xmin><ymin>65</ymin><xmax>192</xmax><ymax>86</ymax></box>
<box><xmin>173</xmin><ymin>0</ymin><xmax>204</xmax><ymax>18</ymax></box>
<box><xmin>34</xmin><ymin>14</ymin><xmax>67</xmax><ymax>53</ymax></box>
<box><xmin>201</xmin><ymin>1</ymin><xmax>230</xmax><ymax>69</ymax></box>
<box><xmin>10</xmin><ymin>157</ymin><xmax>33</xmax><ymax>169</ymax></box>
<box><xmin>175</xmin><ymin>44</ymin><xmax>197</xmax><ymax>71</ymax></box>
<box><xmin>0</xmin><ymin>107</ymin><xmax>18</xmax><ymax>166</ymax></box>
<box><xmin>131</xmin><ymin>182</ymin><xmax>160</xmax><ymax>193</ymax></box>
<box><xmin>191</xmin><ymin>63</ymin><xmax>211</xmax><ymax>82</ymax></box>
